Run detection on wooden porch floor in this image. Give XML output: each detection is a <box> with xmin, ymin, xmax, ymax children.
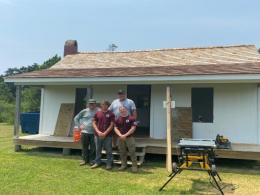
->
<box><xmin>14</xmin><ymin>134</ymin><xmax>260</xmax><ymax>160</ymax></box>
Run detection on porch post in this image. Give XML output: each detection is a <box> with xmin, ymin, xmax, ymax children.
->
<box><xmin>257</xmin><ymin>85</ymin><xmax>260</xmax><ymax>144</ymax></box>
<box><xmin>14</xmin><ymin>85</ymin><xmax>21</xmax><ymax>151</ymax></box>
<box><xmin>87</xmin><ymin>86</ymin><xmax>93</xmax><ymax>99</ymax></box>
<box><xmin>166</xmin><ymin>86</ymin><xmax>172</xmax><ymax>172</ymax></box>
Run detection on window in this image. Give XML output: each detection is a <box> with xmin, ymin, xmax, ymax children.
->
<box><xmin>192</xmin><ymin>88</ymin><xmax>213</xmax><ymax>123</ymax></box>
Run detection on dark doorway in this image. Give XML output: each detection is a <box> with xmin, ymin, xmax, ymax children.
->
<box><xmin>127</xmin><ymin>85</ymin><xmax>151</xmax><ymax>137</ymax></box>
<box><xmin>74</xmin><ymin>88</ymin><xmax>87</xmax><ymax>116</ymax></box>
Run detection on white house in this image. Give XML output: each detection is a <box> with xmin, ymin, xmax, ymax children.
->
<box><xmin>5</xmin><ymin>40</ymin><xmax>260</xmax><ymax>161</ymax></box>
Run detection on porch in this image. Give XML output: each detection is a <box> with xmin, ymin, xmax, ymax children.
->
<box><xmin>14</xmin><ymin>134</ymin><xmax>260</xmax><ymax>161</ymax></box>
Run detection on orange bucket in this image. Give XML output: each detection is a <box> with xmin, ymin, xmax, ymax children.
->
<box><xmin>73</xmin><ymin>126</ymin><xmax>81</xmax><ymax>143</ymax></box>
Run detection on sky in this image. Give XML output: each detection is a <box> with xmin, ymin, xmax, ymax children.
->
<box><xmin>0</xmin><ymin>0</ymin><xmax>260</xmax><ymax>74</ymax></box>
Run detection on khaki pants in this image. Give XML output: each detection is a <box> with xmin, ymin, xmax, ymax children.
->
<box><xmin>118</xmin><ymin>136</ymin><xmax>137</xmax><ymax>167</ymax></box>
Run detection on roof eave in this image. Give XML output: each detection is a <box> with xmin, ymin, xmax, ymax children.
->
<box><xmin>5</xmin><ymin>74</ymin><xmax>260</xmax><ymax>86</ymax></box>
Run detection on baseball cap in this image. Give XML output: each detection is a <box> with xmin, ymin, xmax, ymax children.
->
<box><xmin>117</xmin><ymin>89</ymin><xmax>126</xmax><ymax>95</ymax></box>
<box><xmin>87</xmin><ymin>99</ymin><xmax>97</xmax><ymax>104</ymax></box>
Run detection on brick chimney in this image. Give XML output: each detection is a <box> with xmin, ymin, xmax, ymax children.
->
<box><xmin>64</xmin><ymin>40</ymin><xmax>78</xmax><ymax>56</ymax></box>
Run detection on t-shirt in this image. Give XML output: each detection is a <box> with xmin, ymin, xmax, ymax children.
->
<box><xmin>93</xmin><ymin>110</ymin><xmax>115</xmax><ymax>136</ymax></box>
<box><xmin>115</xmin><ymin>115</ymin><xmax>137</xmax><ymax>136</ymax></box>
<box><xmin>109</xmin><ymin>98</ymin><xmax>136</xmax><ymax>119</ymax></box>
<box><xmin>74</xmin><ymin>107</ymin><xmax>100</xmax><ymax>134</ymax></box>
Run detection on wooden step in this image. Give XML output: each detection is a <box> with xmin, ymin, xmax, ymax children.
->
<box><xmin>101</xmin><ymin>150</ymin><xmax>145</xmax><ymax>156</ymax></box>
<box><xmin>101</xmin><ymin>147</ymin><xmax>146</xmax><ymax>165</ymax></box>
<box><xmin>113</xmin><ymin>160</ymin><xmax>142</xmax><ymax>166</ymax></box>
<box><xmin>100</xmin><ymin>159</ymin><xmax>142</xmax><ymax>166</ymax></box>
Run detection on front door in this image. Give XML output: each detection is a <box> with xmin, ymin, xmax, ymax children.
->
<box><xmin>74</xmin><ymin>88</ymin><xmax>87</xmax><ymax>116</ymax></box>
<box><xmin>127</xmin><ymin>85</ymin><xmax>151</xmax><ymax>137</ymax></box>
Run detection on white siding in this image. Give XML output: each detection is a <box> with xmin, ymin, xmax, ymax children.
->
<box><xmin>193</xmin><ymin>84</ymin><xmax>258</xmax><ymax>144</ymax></box>
<box><xmin>150</xmin><ymin>83</ymin><xmax>259</xmax><ymax>144</ymax></box>
<box><xmin>150</xmin><ymin>85</ymin><xmax>166</xmax><ymax>139</ymax></box>
<box><xmin>92</xmin><ymin>85</ymin><xmax>127</xmax><ymax>103</ymax></box>
<box><xmin>39</xmin><ymin>86</ymin><xmax>75</xmax><ymax>135</ymax></box>
<box><xmin>150</xmin><ymin>84</ymin><xmax>190</xmax><ymax>138</ymax></box>
<box><xmin>39</xmin><ymin>83</ymin><xmax>260</xmax><ymax>144</ymax></box>
<box><xmin>258</xmin><ymin>86</ymin><xmax>260</xmax><ymax>144</ymax></box>
<box><xmin>39</xmin><ymin>85</ymin><xmax>126</xmax><ymax>135</ymax></box>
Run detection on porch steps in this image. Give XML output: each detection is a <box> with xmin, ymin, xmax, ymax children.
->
<box><xmin>101</xmin><ymin>146</ymin><xmax>146</xmax><ymax>166</ymax></box>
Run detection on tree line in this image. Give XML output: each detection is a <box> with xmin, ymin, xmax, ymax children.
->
<box><xmin>0</xmin><ymin>55</ymin><xmax>61</xmax><ymax>124</ymax></box>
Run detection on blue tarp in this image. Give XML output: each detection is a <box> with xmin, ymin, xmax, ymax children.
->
<box><xmin>20</xmin><ymin>112</ymin><xmax>40</xmax><ymax>134</ymax></box>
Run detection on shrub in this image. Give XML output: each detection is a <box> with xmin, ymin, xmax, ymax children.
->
<box><xmin>0</xmin><ymin>100</ymin><xmax>15</xmax><ymax>124</ymax></box>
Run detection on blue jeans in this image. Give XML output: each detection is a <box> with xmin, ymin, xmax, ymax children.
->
<box><xmin>95</xmin><ymin>136</ymin><xmax>113</xmax><ymax>166</ymax></box>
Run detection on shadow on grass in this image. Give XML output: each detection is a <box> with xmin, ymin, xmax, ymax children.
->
<box><xmin>190</xmin><ymin>178</ymin><xmax>236</xmax><ymax>195</ymax></box>
<box><xmin>93</xmin><ymin>165</ymin><xmax>154</xmax><ymax>175</ymax></box>
<box><xmin>20</xmin><ymin>146</ymin><xmax>155</xmax><ymax>174</ymax></box>
<box><xmin>216</xmin><ymin>158</ymin><xmax>260</xmax><ymax>175</ymax></box>
<box><xmin>20</xmin><ymin>147</ymin><xmax>81</xmax><ymax>159</ymax></box>
<box><xmin>18</xmin><ymin>147</ymin><xmax>260</xmax><ymax>176</ymax></box>
<box><xmin>160</xmin><ymin>177</ymin><xmax>236</xmax><ymax>195</ymax></box>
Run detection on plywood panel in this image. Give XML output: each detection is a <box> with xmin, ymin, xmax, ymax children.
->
<box><xmin>172</xmin><ymin>107</ymin><xmax>192</xmax><ymax>142</ymax></box>
<box><xmin>54</xmin><ymin>103</ymin><xmax>75</xmax><ymax>136</ymax></box>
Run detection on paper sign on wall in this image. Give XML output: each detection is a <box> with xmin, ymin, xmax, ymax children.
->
<box><xmin>163</xmin><ymin>101</ymin><xmax>175</xmax><ymax>108</ymax></box>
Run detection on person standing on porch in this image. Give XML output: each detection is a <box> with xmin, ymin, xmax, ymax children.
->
<box><xmin>91</xmin><ymin>100</ymin><xmax>115</xmax><ymax>170</ymax></box>
<box><xmin>114</xmin><ymin>106</ymin><xmax>138</xmax><ymax>172</ymax></box>
<box><xmin>109</xmin><ymin>89</ymin><xmax>137</xmax><ymax>147</ymax></box>
<box><xmin>74</xmin><ymin>99</ymin><xmax>99</xmax><ymax>166</ymax></box>
<box><xmin>109</xmin><ymin>89</ymin><xmax>137</xmax><ymax>119</ymax></box>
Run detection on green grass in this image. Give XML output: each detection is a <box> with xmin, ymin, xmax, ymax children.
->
<box><xmin>0</xmin><ymin>123</ymin><xmax>260</xmax><ymax>195</ymax></box>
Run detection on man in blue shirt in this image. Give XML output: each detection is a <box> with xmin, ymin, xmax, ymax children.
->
<box><xmin>74</xmin><ymin>99</ymin><xmax>99</xmax><ymax>166</ymax></box>
<box><xmin>109</xmin><ymin>89</ymin><xmax>137</xmax><ymax>119</ymax></box>
<box><xmin>109</xmin><ymin>89</ymin><xmax>137</xmax><ymax>148</ymax></box>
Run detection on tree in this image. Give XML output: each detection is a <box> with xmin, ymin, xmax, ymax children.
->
<box><xmin>0</xmin><ymin>77</ymin><xmax>14</xmax><ymax>102</ymax></box>
<box><xmin>4</xmin><ymin>63</ymin><xmax>39</xmax><ymax>76</ymax></box>
<box><xmin>21</xmin><ymin>87</ymin><xmax>41</xmax><ymax>112</ymax></box>
<box><xmin>0</xmin><ymin>55</ymin><xmax>61</xmax><ymax>123</ymax></box>
<box><xmin>39</xmin><ymin>55</ymin><xmax>61</xmax><ymax>70</ymax></box>
<box><xmin>4</xmin><ymin>55</ymin><xmax>61</xmax><ymax>76</ymax></box>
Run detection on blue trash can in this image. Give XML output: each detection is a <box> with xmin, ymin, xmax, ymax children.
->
<box><xmin>20</xmin><ymin>112</ymin><xmax>40</xmax><ymax>134</ymax></box>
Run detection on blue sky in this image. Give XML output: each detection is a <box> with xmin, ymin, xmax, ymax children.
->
<box><xmin>0</xmin><ymin>0</ymin><xmax>260</xmax><ymax>74</ymax></box>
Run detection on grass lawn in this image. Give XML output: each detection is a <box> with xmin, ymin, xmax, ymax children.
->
<box><xmin>0</xmin><ymin>123</ymin><xmax>260</xmax><ymax>195</ymax></box>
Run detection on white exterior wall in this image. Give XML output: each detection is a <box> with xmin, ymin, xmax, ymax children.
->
<box><xmin>39</xmin><ymin>86</ymin><xmax>75</xmax><ymax>135</ymax></box>
<box><xmin>193</xmin><ymin>84</ymin><xmax>258</xmax><ymax>144</ymax></box>
<box><xmin>258</xmin><ymin>86</ymin><xmax>260</xmax><ymax>145</ymax></box>
<box><xmin>150</xmin><ymin>83</ymin><xmax>259</xmax><ymax>144</ymax></box>
<box><xmin>39</xmin><ymin>83</ymin><xmax>260</xmax><ymax>144</ymax></box>
<box><xmin>39</xmin><ymin>85</ymin><xmax>126</xmax><ymax>135</ymax></box>
<box><xmin>150</xmin><ymin>85</ymin><xmax>190</xmax><ymax>138</ymax></box>
<box><xmin>92</xmin><ymin>85</ymin><xmax>127</xmax><ymax>103</ymax></box>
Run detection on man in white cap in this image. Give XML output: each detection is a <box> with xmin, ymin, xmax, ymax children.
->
<box><xmin>74</xmin><ymin>99</ymin><xmax>99</xmax><ymax>166</ymax></box>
